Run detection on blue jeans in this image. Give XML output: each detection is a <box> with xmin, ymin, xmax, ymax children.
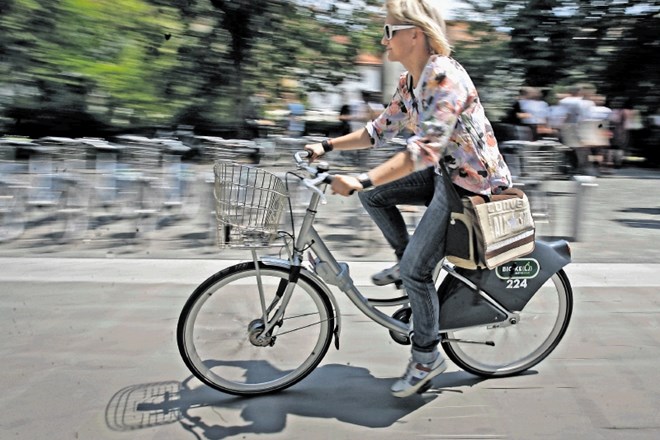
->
<box><xmin>359</xmin><ymin>167</ymin><xmax>451</xmax><ymax>364</ymax></box>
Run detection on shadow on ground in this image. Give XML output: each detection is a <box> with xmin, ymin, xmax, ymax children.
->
<box><xmin>105</xmin><ymin>363</ymin><xmax>485</xmax><ymax>439</ymax></box>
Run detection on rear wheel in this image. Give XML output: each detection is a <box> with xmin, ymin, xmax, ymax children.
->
<box><xmin>177</xmin><ymin>262</ymin><xmax>335</xmax><ymax>396</ymax></box>
<box><xmin>442</xmin><ymin>269</ymin><xmax>573</xmax><ymax>377</ymax></box>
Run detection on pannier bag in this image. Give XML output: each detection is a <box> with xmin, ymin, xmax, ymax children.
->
<box><xmin>442</xmin><ymin>162</ymin><xmax>535</xmax><ymax>270</ymax></box>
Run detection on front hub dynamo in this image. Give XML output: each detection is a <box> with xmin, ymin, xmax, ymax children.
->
<box><xmin>248</xmin><ymin>319</ymin><xmax>274</xmax><ymax>347</ymax></box>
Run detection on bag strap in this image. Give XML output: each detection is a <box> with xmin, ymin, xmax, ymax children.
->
<box><xmin>440</xmin><ymin>113</ymin><xmax>492</xmax><ymax>211</ymax></box>
<box><xmin>439</xmin><ymin>159</ymin><xmax>465</xmax><ymax>212</ymax></box>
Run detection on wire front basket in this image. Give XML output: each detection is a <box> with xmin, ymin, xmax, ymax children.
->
<box><xmin>214</xmin><ymin>161</ymin><xmax>288</xmax><ymax>248</ymax></box>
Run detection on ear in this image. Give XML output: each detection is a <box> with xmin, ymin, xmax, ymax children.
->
<box><xmin>412</xmin><ymin>28</ymin><xmax>426</xmax><ymax>47</ymax></box>
<box><xmin>411</xmin><ymin>29</ymin><xmax>426</xmax><ymax>50</ymax></box>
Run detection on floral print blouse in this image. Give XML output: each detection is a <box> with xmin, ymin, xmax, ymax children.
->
<box><xmin>366</xmin><ymin>55</ymin><xmax>511</xmax><ymax>195</ymax></box>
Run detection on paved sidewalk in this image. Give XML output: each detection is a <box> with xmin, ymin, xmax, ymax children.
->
<box><xmin>2</xmin><ymin>166</ymin><xmax>660</xmax><ymax>439</ymax></box>
<box><xmin>2</xmin><ymin>257</ymin><xmax>660</xmax><ymax>287</ymax></box>
<box><xmin>2</xmin><ymin>257</ymin><xmax>660</xmax><ymax>439</ymax></box>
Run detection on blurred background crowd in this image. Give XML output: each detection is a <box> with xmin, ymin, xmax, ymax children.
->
<box><xmin>0</xmin><ymin>0</ymin><xmax>659</xmax><ymax>251</ymax></box>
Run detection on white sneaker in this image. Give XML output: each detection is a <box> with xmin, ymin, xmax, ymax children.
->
<box><xmin>371</xmin><ymin>263</ymin><xmax>400</xmax><ymax>286</ymax></box>
<box><xmin>391</xmin><ymin>356</ymin><xmax>447</xmax><ymax>398</ymax></box>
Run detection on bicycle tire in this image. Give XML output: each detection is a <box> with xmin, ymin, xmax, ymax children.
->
<box><xmin>441</xmin><ymin>269</ymin><xmax>573</xmax><ymax>378</ymax></box>
<box><xmin>177</xmin><ymin>261</ymin><xmax>335</xmax><ymax>396</ymax></box>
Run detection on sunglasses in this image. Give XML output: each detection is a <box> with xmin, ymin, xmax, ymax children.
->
<box><xmin>383</xmin><ymin>24</ymin><xmax>416</xmax><ymax>40</ymax></box>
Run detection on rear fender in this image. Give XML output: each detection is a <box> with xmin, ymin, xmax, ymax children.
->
<box><xmin>459</xmin><ymin>240</ymin><xmax>571</xmax><ymax>311</ymax></box>
<box><xmin>439</xmin><ymin>240</ymin><xmax>571</xmax><ymax>329</ymax></box>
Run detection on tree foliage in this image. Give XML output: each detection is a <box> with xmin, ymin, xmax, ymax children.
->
<box><xmin>0</xmin><ymin>0</ymin><xmax>657</xmax><ymax>137</ymax></box>
<box><xmin>484</xmin><ymin>0</ymin><xmax>659</xmax><ymax>110</ymax></box>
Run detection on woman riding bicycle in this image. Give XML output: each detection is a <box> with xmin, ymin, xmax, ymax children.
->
<box><xmin>305</xmin><ymin>0</ymin><xmax>512</xmax><ymax>397</ymax></box>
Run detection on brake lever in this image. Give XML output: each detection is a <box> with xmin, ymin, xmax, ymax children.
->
<box><xmin>302</xmin><ymin>173</ymin><xmax>330</xmax><ymax>204</ymax></box>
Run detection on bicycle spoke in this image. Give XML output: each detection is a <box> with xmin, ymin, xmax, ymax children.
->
<box><xmin>443</xmin><ymin>270</ymin><xmax>572</xmax><ymax>377</ymax></box>
<box><xmin>274</xmin><ymin>317</ymin><xmax>332</xmax><ymax>338</ymax></box>
<box><xmin>178</xmin><ymin>262</ymin><xmax>334</xmax><ymax>395</ymax></box>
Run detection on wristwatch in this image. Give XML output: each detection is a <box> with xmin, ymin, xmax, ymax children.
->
<box><xmin>321</xmin><ymin>139</ymin><xmax>334</xmax><ymax>153</ymax></box>
<box><xmin>357</xmin><ymin>172</ymin><xmax>373</xmax><ymax>190</ymax></box>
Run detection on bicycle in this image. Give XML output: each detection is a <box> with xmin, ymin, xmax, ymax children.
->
<box><xmin>0</xmin><ymin>139</ymin><xmax>27</xmax><ymax>242</ymax></box>
<box><xmin>177</xmin><ymin>152</ymin><xmax>574</xmax><ymax>396</ymax></box>
<box><xmin>0</xmin><ymin>138</ymin><xmax>90</xmax><ymax>243</ymax></box>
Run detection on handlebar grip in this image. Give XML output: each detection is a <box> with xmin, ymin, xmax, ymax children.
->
<box><xmin>323</xmin><ymin>175</ymin><xmax>358</xmax><ymax>195</ymax></box>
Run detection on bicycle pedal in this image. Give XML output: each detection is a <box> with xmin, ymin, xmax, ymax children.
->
<box><xmin>417</xmin><ymin>382</ymin><xmax>433</xmax><ymax>394</ymax></box>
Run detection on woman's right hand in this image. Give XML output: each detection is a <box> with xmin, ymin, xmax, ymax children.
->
<box><xmin>303</xmin><ymin>143</ymin><xmax>325</xmax><ymax>162</ymax></box>
<box><xmin>330</xmin><ymin>175</ymin><xmax>362</xmax><ymax>197</ymax></box>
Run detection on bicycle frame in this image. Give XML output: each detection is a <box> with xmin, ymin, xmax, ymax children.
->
<box><xmin>254</xmin><ymin>184</ymin><xmax>415</xmax><ymax>340</ymax></box>
<box><xmin>253</xmin><ymin>157</ymin><xmax>572</xmax><ymax>346</ymax></box>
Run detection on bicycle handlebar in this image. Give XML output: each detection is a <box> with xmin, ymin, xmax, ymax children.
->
<box><xmin>293</xmin><ymin>151</ymin><xmax>362</xmax><ymax>196</ymax></box>
<box><xmin>294</xmin><ymin>151</ymin><xmax>334</xmax><ymax>185</ymax></box>
<box><xmin>292</xmin><ymin>151</ymin><xmax>335</xmax><ymax>202</ymax></box>
<box><xmin>293</xmin><ymin>150</ymin><xmax>310</xmax><ymax>166</ymax></box>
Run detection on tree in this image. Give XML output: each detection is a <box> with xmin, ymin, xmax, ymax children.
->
<box><xmin>2</xmin><ymin>0</ymin><xmax>656</xmax><ymax>140</ymax></box>
<box><xmin>0</xmin><ymin>0</ymin><xmax>184</xmax><ymax>135</ymax></box>
<box><xmin>165</xmin><ymin>0</ymin><xmax>379</xmax><ymax>132</ymax></box>
<box><xmin>478</xmin><ymin>1</ymin><xmax>658</xmax><ymax>100</ymax></box>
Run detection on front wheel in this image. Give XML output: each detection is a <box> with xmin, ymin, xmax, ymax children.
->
<box><xmin>442</xmin><ymin>269</ymin><xmax>573</xmax><ymax>377</ymax></box>
<box><xmin>177</xmin><ymin>262</ymin><xmax>335</xmax><ymax>396</ymax></box>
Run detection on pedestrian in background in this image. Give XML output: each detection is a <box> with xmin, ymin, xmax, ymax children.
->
<box><xmin>579</xmin><ymin>92</ymin><xmax>612</xmax><ymax>174</ymax></box>
<box><xmin>505</xmin><ymin>86</ymin><xmax>551</xmax><ymax>141</ymax></box>
<box><xmin>339</xmin><ymin>90</ymin><xmax>384</xmax><ymax>169</ymax></box>
<box><xmin>557</xmin><ymin>84</ymin><xmax>594</xmax><ymax>173</ymax></box>
<box><xmin>284</xmin><ymin>92</ymin><xmax>306</xmax><ymax>137</ymax></box>
<box><xmin>621</xmin><ymin>98</ymin><xmax>644</xmax><ymax>156</ymax></box>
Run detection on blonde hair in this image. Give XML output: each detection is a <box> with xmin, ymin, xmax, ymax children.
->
<box><xmin>385</xmin><ymin>0</ymin><xmax>451</xmax><ymax>56</ymax></box>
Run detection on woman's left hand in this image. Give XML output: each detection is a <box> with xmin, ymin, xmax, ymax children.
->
<box><xmin>331</xmin><ymin>175</ymin><xmax>362</xmax><ymax>196</ymax></box>
<box><xmin>303</xmin><ymin>143</ymin><xmax>325</xmax><ymax>162</ymax></box>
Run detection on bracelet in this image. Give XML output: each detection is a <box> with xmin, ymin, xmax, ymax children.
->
<box><xmin>321</xmin><ymin>139</ymin><xmax>334</xmax><ymax>153</ymax></box>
